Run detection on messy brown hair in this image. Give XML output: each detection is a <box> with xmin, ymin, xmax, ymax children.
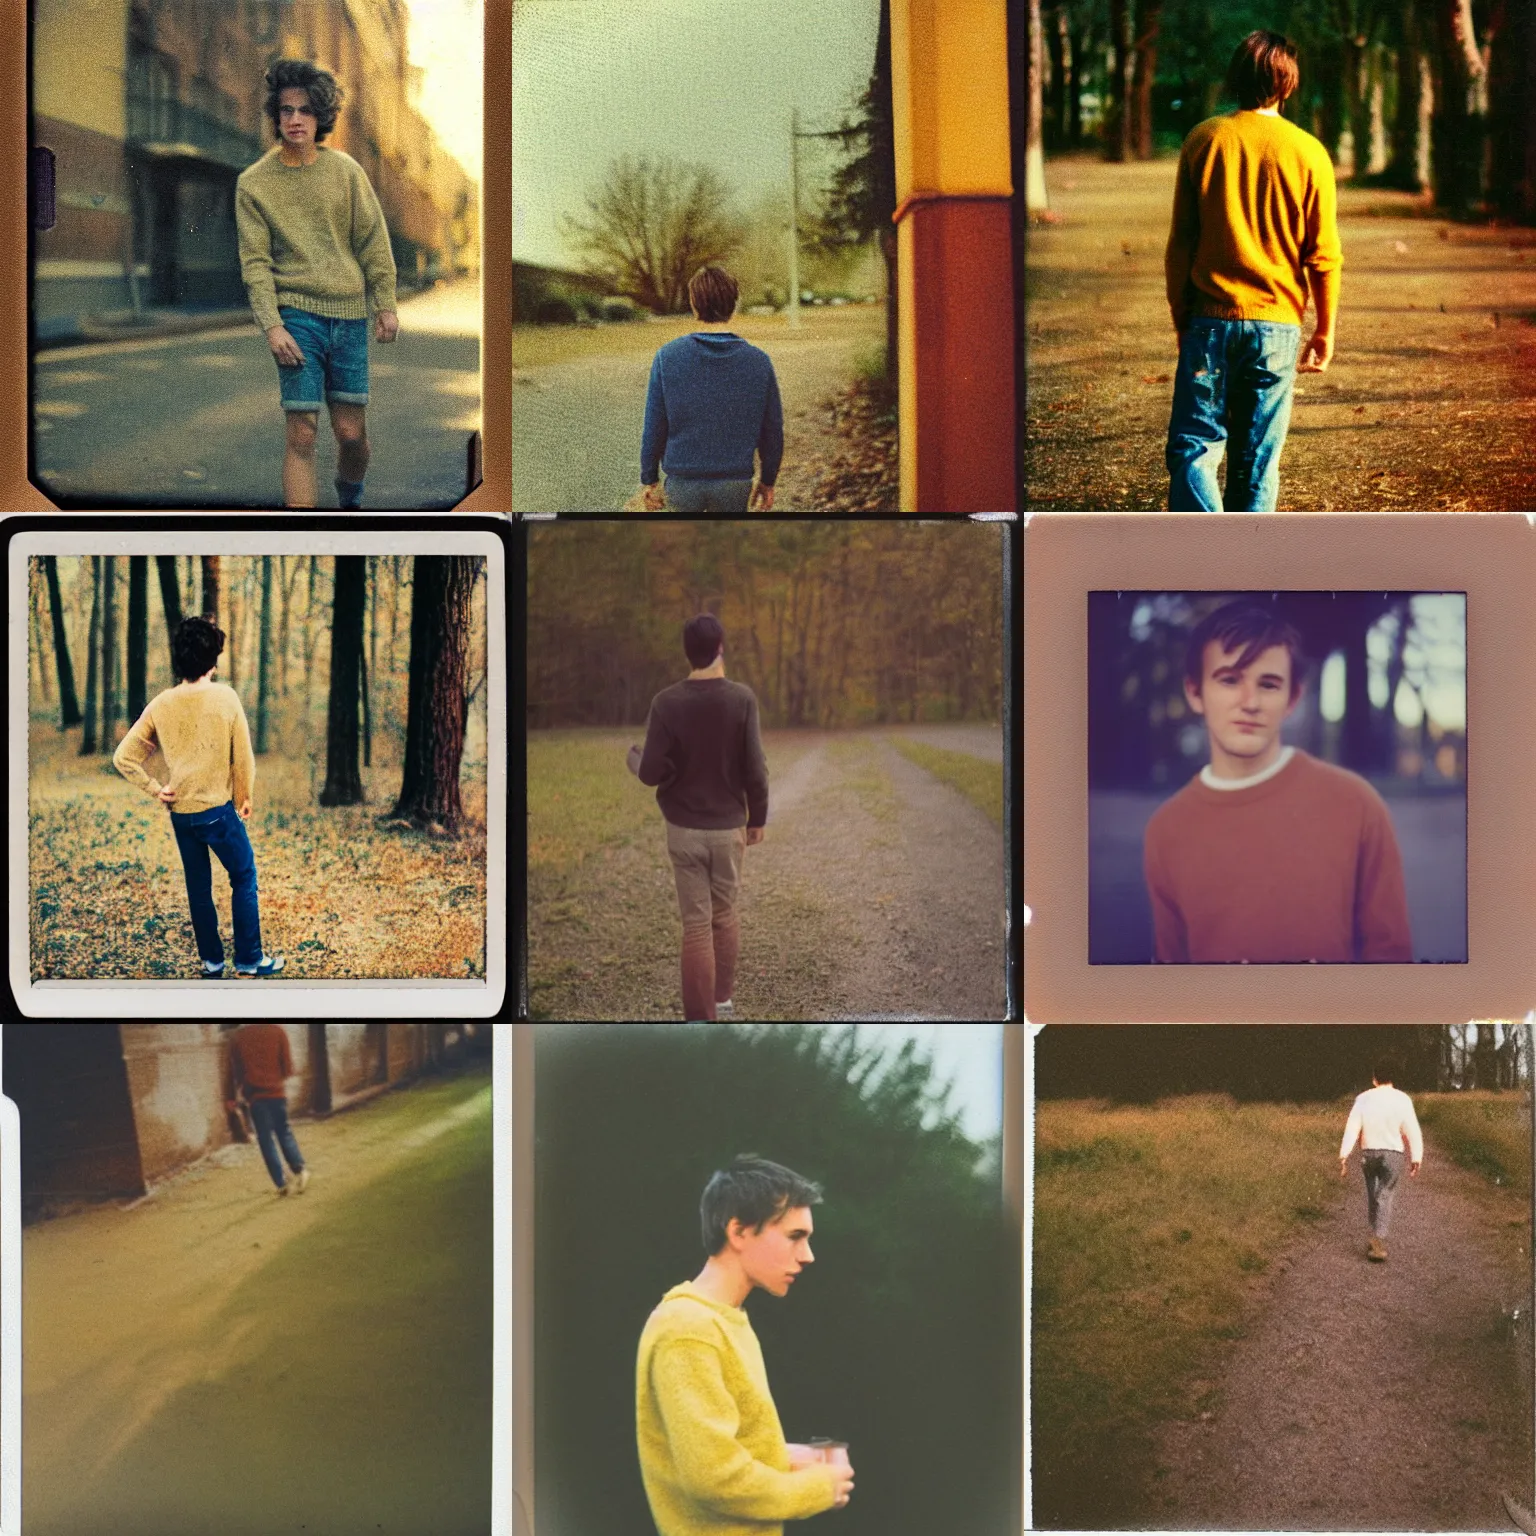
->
<box><xmin>1225</xmin><ymin>31</ymin><xmax>1300</xmax><ymax>111</ymax></box>
<box><xmin>264</xmin><ymin>59</ymin><xmax>344</xmax><ymax>143</ymax></box>
<box><xmin>688</xmin><ymin>265</ymin><xmax>739</xmax><ymax>324</ymax></box>
<box><xmin>1184</xmin><ymin>599</ymin><xmax>1306</xmax><ymax>700</ymax></box>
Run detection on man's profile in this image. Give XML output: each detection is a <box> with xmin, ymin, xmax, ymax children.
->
<box><xmin>635</xmin><ymin>1155</ymin><xmax>853</xmax><ymax>1536</ymax></box>
<box><xmin>1141</xmin><ymin>599</ymin><xmax>1413</xmax><ymax>963</ymax></box>
<box><xmin>1338</xmin><ymin>1055</ymin><xmax>1423</xmax><ymax>1262</ymax></box>
<box><xmin>627</xmin><ymin>614</ymin><xmax>769</xmax><ymax>1021</ymax></box>
<box><xmin>1164</xmin><ymin>31</ymin><xmax>1342</xmax><ymax>511</ymax></box>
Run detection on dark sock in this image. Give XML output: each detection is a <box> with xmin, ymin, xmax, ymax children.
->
<box><xmin>336</xmin><ymin>478</ymin><xmax>365</xmax><ymax>509</ymax></box>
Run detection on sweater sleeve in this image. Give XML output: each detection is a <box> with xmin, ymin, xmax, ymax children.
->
<box><xmin>1164</xmin><ymin>145</ymin><xmax>1199</xmax><ymax>329</ymax></box>
<box><xmin>279</xmin><ymin>1028</ymin><xmax>295</xmax><ymax>1081</ymax></box>
<box><xmin>1353</xmin><ymin>794</ymin><xmax>1413</xmax><ymax>962</ymax></box>
<box><xmin>230</xmin><ymin>694</ymin><xmax>256</xmax><ymax>809</ymax></box>
<box><xmin>113</xmin><ymin>705</ymin><xmax>165</xmax><ymax>800</ymax></box>
<box><xmin>1301</xmin><ymin>148</ymin><xmax>1343</xmax><ymax>277</ymax></box>
<box><xmin>1143</xmin><ymin>821</ymin><xmax>1188</xmax><ymax>963</ymax></box>
<box><xmin>651</xmin><ymin>1339</ymin><xmax>839</xmax><ymax>1523</ymax></box>
<box><xmin>640</xmin><ymin>353</ymin><xmax>668</xmax><ymax>485</ymax></box>
<box><xmin>636</xmin><ymin>700</ymin><xmax>674</xmax><ymax>789</ymax></box>
<box><xmin>350</xmin><ymin>162</ymin><xmax>398</xmax><ymax>314</ymax></box>
<box><xmin>236</xmin><ymin>181</ymin><xmax>284</xmax><ymax>334</ymax></box>
<box><xmin>1338</xmin><ymin>1096</ymin><xmax>1364</xmax><ymax>1160</ymax></box>
<box><xmin>742</xmin><ymin>692</ymin><xmax>769</xmax><ymax>828</ymax></box>
<box><xmin>757</xmin><ymin>365</ymin><xmax>784</xmax><ymax>486</ymax></box>
<box><xmin>1401</xmin><ymin>1095</ymin><xmax>1424</xmax><ymax>1163</ymax></box>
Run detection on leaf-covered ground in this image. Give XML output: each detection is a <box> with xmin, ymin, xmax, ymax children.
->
<box><xmin>28</xmin><ymin>715</ymin><xmax>487</xmax><ymax>981</ymax></box>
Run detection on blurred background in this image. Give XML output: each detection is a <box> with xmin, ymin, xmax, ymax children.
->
<box><xmin>533</xmin><ymin>1023</ymin><xmax>1020</xmax><ymax>1536</ymax></box>
<box><xmin>1087</xmin><ymin>590</ymin><xmax>1467</xmax><ymax>963</ymax></box>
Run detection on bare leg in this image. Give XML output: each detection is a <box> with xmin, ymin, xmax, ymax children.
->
<box><xmin>329</xmin><ymin>401</ymin><xmax>371</xmax><ymax>485</ymax></box>
<box><xmin>283</xmin><ymin>411</ymin><xmax>319</xmax><ymax>509</ymax></box>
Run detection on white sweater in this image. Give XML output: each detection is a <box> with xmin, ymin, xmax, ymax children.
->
<box><xmin>1339</xmin><ymin>1084</ymin><xmax>1424</xmax><ymax>1163</ymax></box>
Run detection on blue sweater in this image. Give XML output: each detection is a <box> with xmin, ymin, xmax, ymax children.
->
<box><xmin>640</xmin><ymin>333</ymin><xmax>785</xmax><ymax>486</ymax></box>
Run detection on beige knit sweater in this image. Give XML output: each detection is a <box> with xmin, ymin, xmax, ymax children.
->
<box><xmin>235</xmin><ymin>145</ymin><xmax>398</xmax><ymax>333</ymax></box>
<box><xmin>112</xmin><ymin>684</ymin><xmax>256</xmax><ymax>816</ymax></box>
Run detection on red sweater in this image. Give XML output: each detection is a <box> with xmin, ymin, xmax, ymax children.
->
<box><xmin>1142</xmin><ymin>751</ymin><xmax>1413</xmax><ymax>964</ymax></box>
<box><xmin>229</xmin><ymin>1023</ymin><xmax>295</xmax><ymax>1100</ymax></box>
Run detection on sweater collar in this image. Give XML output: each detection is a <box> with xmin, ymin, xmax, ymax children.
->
<box><xmin>1199</xmin><ymin>744</ymin><xmax>1296</xmax><ymax>793</ymax></box>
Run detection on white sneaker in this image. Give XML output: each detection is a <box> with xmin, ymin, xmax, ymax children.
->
<box><xmin>294</xmin><ymin>1168</ymin><xmax>310</xmax><ymax>1194</ymax></box>
<box><xmin>715</xmin><ymin>999</ymin><xmax>734</xmax><ymax>1018</ymax></box>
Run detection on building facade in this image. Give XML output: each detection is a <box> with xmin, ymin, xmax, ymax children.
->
<box><xmin>7</xmin><ymin>1022</ymin><xmax>488</xmax><ymax>1214</ymax></box>
<box><xmin>33</xmin><ymin>0</ymin><xmax>479</xmax><ymax>341</ymax></box>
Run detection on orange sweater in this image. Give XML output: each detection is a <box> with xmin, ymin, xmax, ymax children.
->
<box><xmin>1142</xmin><ymin>751</ymin><xmax>1412</xmax><ymax>964</ymax></box>
<box><xmin>1165</xmin><ymin>110</ymin><xmax>1342</xmax><ymax>327</ymax></box>
<box><xmin>229</xmin><ymin>1023</ymin><xmax>294</xmax><ymax>1101</ymax></box>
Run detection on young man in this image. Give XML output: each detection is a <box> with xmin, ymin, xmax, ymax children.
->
<box><xmin>113</xmin><ymin>615</ymin><xmax>285</xmax><ymax>978</ymax></box>
<box><xmin>236</xmin><ymin>59</ymin><xmax>398</xmax><ymax>510</ymax></box>
<box><xmin>635</xmin><ymin>1155</ymin><xmax>854</xmax><ymax>1536</ymax></box>
<box><xmin>637</xmin><ymin>265</ymin><xmax>784</xmax><ymax>514</ymax></box>
<box><xmin>627</xmin><ymin>615</ymin><xmax>770</xmax><ymax>1020</ymax></box>
<box><xmin>1141</xmin><ymin>599</ymin><xmax>1413</xmax><ymax>964</ymax></box>
<box><xmin>228</xmin><ymin>1023</ymin><xmax>311</xmax><ymax>1197</ymax></box>
<box><xmin>1339</xmin><ymin>1057</ymin><xmax>1423</xmax><ymax>1261</ymax></box>
<box><xmin>1164</xmin><ymin>31</ymin><xmax>1342</xmax><ymax>511</ymax></box>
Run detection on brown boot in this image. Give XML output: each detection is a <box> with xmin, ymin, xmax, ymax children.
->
<box><xmin>1367</xmin><ymin>1236</ymin><xmax>1387</xmax><ymax>1262</ymax></box>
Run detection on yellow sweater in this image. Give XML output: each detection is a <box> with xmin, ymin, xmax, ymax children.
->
<box><xmin>112</xmin><ymin>684</ymin><xmax>256</xmax><ymax>816</ymax></box>
<box><xmin>235</xmin><ymin>146</ymin><xmax>398</xmax><ymax>333</ymax></box>
<box><xmin>1165</xmin><ymin>110</ymin><xmax>1342</xmax><ymax>327</ymax></box>
<box><xmin>636</xmin><ymin>1282</ymin><xmax>840</xmax><ymax>1536</ymax></box>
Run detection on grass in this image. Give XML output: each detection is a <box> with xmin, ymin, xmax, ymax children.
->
<box><xmin>1032</xmin><ymin>1094</ymin><xmax>1346</xmax><ymax>1527</ymax></box>
<box><xmin>1418</xmin><ymin>1090</ymin><xmax>1531</xmax><ymax>1203</ymax></box>
<box><xmin>889</xmin><ymin>738</ymin><xmax>1004</xmax><ymax>825</ymax></box>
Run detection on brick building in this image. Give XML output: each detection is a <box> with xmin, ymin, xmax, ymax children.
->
<box><xmin>33</xmin><ymin>0</ymin><xmax>479</xmax><ymax>341</ymax></box>
<box><xmin>6</xmin><ymin>1023</ymin><xmax>487</xmax><ymax>1214</ymax></box>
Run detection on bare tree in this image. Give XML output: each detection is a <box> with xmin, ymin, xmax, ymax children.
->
<box><xmin>127</xmin><ymin>555</ymin><xmax>148</xmax><ymax>723</ymax></box>
<box><xmin>320</xmin><ymin>556</ymin><xmax>367</xmax><ymax>805</ymax></box>
<box><xmin>101</xmin><ymin>555</ymin><xmax>118</xmax><ymax>751</ymax></box>
<box><xmin>1027</xmin><ymin>0</ymin><xmax>1049</xmax><ymax>210</ymax></box>
<box><xmin>562</xmin><ymin>155</ymin><xmax>744</xmax><ymax>314</ymax></box>
<box><xmin>256</xmin><ymin>556</ymin><xmax>273</xmax><ymax>754</ymax></box>
<box><xmin>201</xmin><ymin>555</ymin><xmax>221</xmax><ymax>624</ymax></box>
<box><xmin>42</xmin><ymin>556</ymin><xmax>81</xmax><ymax>728</ymax></box>
<box><xmin>155</xmin><ymin>556</ymin><xmax>183</xmax><ymax>676</ymax></box>
<box><xmin>80</xmin><ymin>557</ymin><xmax>101</xmax><ymax>754</ymax></box>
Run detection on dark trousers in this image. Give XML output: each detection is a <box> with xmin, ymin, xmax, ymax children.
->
<box><xmin>1362</xmin><ymin>1148</ymin><xmax>1405</xmax><ymax>1237</ymax></box>
<box><xmin>170</xmin><ymin>800</ymin><xmax>262</xmax><ymax>966</ymax></box>
<box><xmin>248</xmin><ymin>1096</ymin><xmax>305</xmax><ymax>1189</ymax></box>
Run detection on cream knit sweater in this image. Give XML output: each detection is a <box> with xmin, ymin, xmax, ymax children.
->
<box><xmin>235</xmin><ymin>145</ymin><xmax>398</xmax><ymax>333</ymax></box>
<box><xmin>112</xmin><ymin>683</ymin><xmax>256</xmax><ymax>816</ymax></box>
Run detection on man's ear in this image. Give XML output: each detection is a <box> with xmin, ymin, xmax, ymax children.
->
<box><xmin>1183</xmin><ymin>677</ymin><xmax>1205</xmax><ymax>717</ymax></box>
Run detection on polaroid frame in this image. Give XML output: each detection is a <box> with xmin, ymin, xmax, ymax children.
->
<box><xmin>0</xmin><ymin>1022</ymin><xmax>512</xmax><ymax>1534</ymax></box>
<box><xmin>0</xmin><ymin>1</ymin><xmax>511</xmax><ymax>513</ymax></box>
<box><xmin>510</xmin><ymin>1022</ymin><xmax>1025</xmax><ymax>1535</ymax></box>
<box><xmin>1024</xmin><ymin>514</ymin><xmax>1536</xmax><ymax>1024</ymax></box>
<box><xmin>6</xmin><ymin>518</ymin><xmax>511</xmax><ymax>1019</ymax></box>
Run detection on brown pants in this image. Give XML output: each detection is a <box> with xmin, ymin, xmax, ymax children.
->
<box><xmin>665</xmin><ymin>821</ymin><xmax>746</xmax><ymax>1021</ymax></box>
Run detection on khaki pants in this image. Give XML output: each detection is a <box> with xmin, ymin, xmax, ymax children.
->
<box><xmin>665</xmin><ymin>822</ymin><xmax>746</xmax><ymax>1020</ymax></box>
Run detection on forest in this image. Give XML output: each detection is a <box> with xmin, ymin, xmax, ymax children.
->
<box><xmin>526</xmin><ymin>521</ymin><xmax>1005</xmax><ymax>730</ymax></box>
<box><xmin>27</xmin><ymin>554</ymin><xmax>490</xmax><ymax>981</ymax></box>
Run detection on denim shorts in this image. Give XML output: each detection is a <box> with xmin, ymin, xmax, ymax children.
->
<box><xmin>275</xmin><ymin>305</ymin><xmax>369</xmax><ymax>412</ymax></box>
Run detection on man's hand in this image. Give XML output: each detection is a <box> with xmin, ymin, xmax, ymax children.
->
<box><xmin>238</xmin><ymin>799</ymin><xmax>252</xmax><ymax>820</ymax></box>
<box><xmin>749</xmin><ymin>482</ymin><xmax>775</xmax><ymax>511</ymax></box>
<box><xmin>830</xmin><ymin>1462</ymin><xmax>855</xmax><ymax>1509</ymax></box>
<box><xmin>1410</xmin><ymin>1160</ymin><xmax>1421</xmax><ymax>1178</ymax></box>
<box><xmin>641</xmin><ymin>482</ymin><xmax>667</xmax><ymax>511</ymax></box>
<box><xmin>157</xmin><ymin>785</ymin><xmax>177</xmax><ymax>806</ymax></box>
<box><xmin>375</xmin><ymin>309</ymin><xmax>399</xmax><ymax>343</ymax></box>
<box><xmin>625</xmin><ymin>744</ymin><xmax>643</xmax><ymax>777</ymax></box>
<box><xmin>1339</xmin><ymin>1157</ymin><xmax>1348</xmax><ymax>1180</ymax></box>
<box><xmin>745</xmin><ymin>826</ymin><xmax>765</xmax><ymax>846</ymax></box>
<box><xmin>786</xmin><ymin>1443</ymin><xmax>819</xmax><ymax>1471</ymax></box>
<box><xmin>266</xmin><ymin>325</ymin><xmax>305</xmax><ymax>367</ymax></box>
<box><xmin>1298</xmin><ymin>330</ymin><xmax>1335</xmax><ymax>372</ymax></box>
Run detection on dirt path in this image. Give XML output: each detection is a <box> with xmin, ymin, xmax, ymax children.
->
<box><xmin>1025</xmin><ymin>154</ymin><xmax>1536</xmax><ymax>510</ymax></box>
<box><xmin>22</xmin><ymin>1070</ymin><xmax>492</xmax><ymax>1536</ymax></box>
<box><xmin>1151</xmin><ymin>1137</ymin><xmax>1531</xmax><ymax>1530</ymax></box>
<box><xmin>512</xmin><ymin>309</ymin><xmax>882</xmax><ymax>511</ymax></box>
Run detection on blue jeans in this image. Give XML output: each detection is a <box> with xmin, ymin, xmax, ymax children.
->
<box><xmin>664</xmin><ymin>476</ymin><xmax>754</xmax><ymax>514</ymax></box>
<box><xmin>1166</xmin><ymin>318</ymin><xmax>1301</xmax><ymax>512</ymax></box>
<box><xmin>248</xmin><ymin>1096</ymin><xmax>305</xmax><ymax>1189</ymax></box>
<box><xmin>1362</xmin><ymin>1149</ymin><xmax>1404</xmax><ymax>1238</ymax></box>
<box><xmin>275</xmin><ymin>305</ymin><xmax>370</xmax><ymax>411</ymax></box>
<box><xmin>169</xmin><ymin>801</ymin><xmax>262</xmax><ymax>967</ymax></box>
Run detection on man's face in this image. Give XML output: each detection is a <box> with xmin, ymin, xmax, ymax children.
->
<box><xmin>278</xmin><ymin>87</ymin><xmax>318</xmax><ymax>149</ymax></box>
<box><xmin>1185</xmin><ymin>639</ymin><xmax>1298</xmax><ymax>771</ymax></box>
<box><xmin>730</xmin><ymin>1205</ymin><xmax>815</xmax><ymax>1298</ymax></box>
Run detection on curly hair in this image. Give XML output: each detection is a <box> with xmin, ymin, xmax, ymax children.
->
<box><xmin>171</xmin><ymin>615</ymin><xmax>226</xmax><ymax>682</ymax></box>
<box><xmin>264</xmin><ymin>59</ymin><xmax>344</xmax><ymax>143</ymax></box>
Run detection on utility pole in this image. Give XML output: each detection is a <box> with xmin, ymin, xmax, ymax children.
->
<box><xmin>787</xmin><ymin>106</ymin><xmax>801</xmax><ymax>330</ymax></box>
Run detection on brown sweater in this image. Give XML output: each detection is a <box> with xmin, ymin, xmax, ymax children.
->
<box><xmin>229</xmin><ymin>1023</ymin><xmax>294</xmax><ymax>1101</ymax></box>
<box><xmin>637</xmin><ymin>678</ymin><xmax>770</xmax><ymax>830</ymax></box>
<box><xmin>113</xmin><ymin>683</ymin><xmax>256</xmax><ymax>815</ymax></box>
<box><xmin>1142</xmin><ymin>750</ymin><xmax>1413</xmax><ymax>963</ymax></box>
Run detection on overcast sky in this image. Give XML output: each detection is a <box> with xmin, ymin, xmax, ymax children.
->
<box><xmin>408</xmin><ymin>0</ymin><xmax>484</xmax><ymax>184</ymax></box>
<box><xmin>847</xmin><ymin>1025</ymin><xmax>1006</xmax><ymax>1144</ymax></box>
<box><xmin>511</xmin><ymin>0</ymin><xmax>880</xmax><ymax>268</ymax></box>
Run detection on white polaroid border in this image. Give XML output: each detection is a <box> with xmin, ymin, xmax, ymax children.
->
<box><xmin>1</xmin><ymin>1031</ymin><xmax>19</xmax><ymax>1536</ymax></box>
<box><xmin>9</xmin><ymin>528</ymin><xmax>507</xmax><ymax>1018</ymax></box>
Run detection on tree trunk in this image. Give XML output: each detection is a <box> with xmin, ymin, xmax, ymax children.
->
<box><xmin>201</xmin><ymin>555</ymin><xmax>221</xmax><ymax>623</ymax></box>
<box><xmin>1432</xmin><ymin>0</ymin><xmax>1488</xmax><ymax>215</ymax></box>
<box><xmin>1106</xmin><ymin>0</ymin><xmax>1134</xmax><ymax>161</ymax></box>
<box><xmin>80</xmin><ymin>557</ymin><xmax>100</xmax><ymax>754</ymax></box>
<box><xmin>390</xmin><ymin>556</ymin><xmax>476</xmax><ymax>833</ymax></box>
<box><xmin>1045</xmin><ymin>6</ymin><xmax>1069</xmax><ymax>149</ymax></box>
<box><xmin>31</xmin><ymin>564</ymin><xmax>51</xmax><ymax>704</ymax></box>
<box><xmin>1130</xmin><ymin>0</ymin><xmax>1163</xmax><ymax>161</ymax></box>
<box><xmin>1026</xmin><ymin>0</ymin><xmax>1049</xmax><ymax>208</ymax></box>
<box><xmin>100</xmin><ymin>555</ymin><xmax>118</xmax><ymax>752</ymax></box>
<box><xmin>43</xmin><ymin>556</ymin><xmax>81</xmax><ymax>727</ymax></box>
<box><xmin>360</xmin><ymin>644</ymin><xmax>372</xmax><ymax>768</ymax></box>
<box><xmin>1487</xmin><ymin>0</ymin><xmax>1536</xmax><ymax>218</ymax></box>
<box><xmin>1069</xmin><ymin>20</ymin><xmax>1090</xmax><ymax>146</ymax></box>
<box><xmin>155</xmin><ymin>555</ymin><xmax>183</xmax><ymax>676</ymax></box>
<box><xmin>256</xmin><ymin>555</ymin><xmax>273</xmax><ymax>754</ymax></box>
<box><xmin>127</xmin><ymin>555</ymin><xmax>147</xmax><ymax>724</ymax></box>
<box><xmin>319</xmin><ymin>556</ymin><xmax>367</xmax><ymax>805</ymax></box>
<box><xmin>1387</xmin><ymin>33</ymin><xmax>1430</xmax><ymax>188</ymax></box>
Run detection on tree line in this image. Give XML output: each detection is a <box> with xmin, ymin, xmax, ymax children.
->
<box><xmin>1026</xmin><ymin>0</ymin><xmax>1536</xmax><ymax>221</ymax></box>
<box><xmin>526</xmin><ymin>521</ymin><xmax>1004</xmax><ymax>730</ymax></box>
<box><xmin>29</xmin><ymin>554</ymin><xmax>486</xmax><ymax>834</ymax></box>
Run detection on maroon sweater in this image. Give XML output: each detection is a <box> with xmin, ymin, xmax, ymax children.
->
<box><xmin>229</xmin><ymin>1023</ymin><xmax>295</xmax><ymax>1101</ymax></box>
<box><xmin>637</xmin><ymin>677</ymin><xmax>770</xmax><ymax>830</ymax></box>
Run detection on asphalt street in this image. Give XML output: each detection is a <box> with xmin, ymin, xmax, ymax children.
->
<box><xmin>33</xmin><ymin>280</ymin><xmax>481</xmax><ymax>509</ymax></box>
